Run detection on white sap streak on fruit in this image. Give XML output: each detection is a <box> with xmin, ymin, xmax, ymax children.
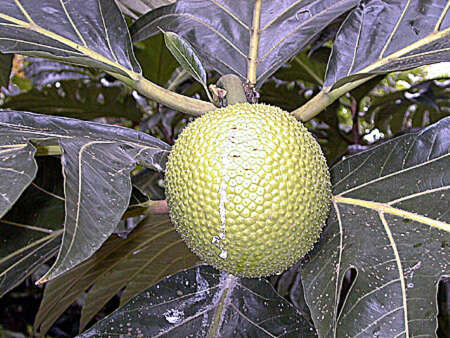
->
<box><xmin>217</xmin><ymin>131</ymin><xmax>235</xmax><ymax>260</ymax></box>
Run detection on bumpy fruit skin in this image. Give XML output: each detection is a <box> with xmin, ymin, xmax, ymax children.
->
<box><xmin>165</xmin><ymin>103</ymin><xmax>331</xmax><ymax>277</ymax></box>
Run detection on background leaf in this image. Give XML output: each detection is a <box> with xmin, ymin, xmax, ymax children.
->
<box><xmin>0</xmin><ymin>53</ymin><xmax>13</xmax><ymax>88</ymax></box>
<box><xmin>81</xmin><ymin>265</ymin><xmax>317</xmax><ymax>337</ymax></box>
<box><xmin>2</xmin><ymin>79</ymin><xmax>143</xmax><ymax>121</ymax></box>
<box><xmin>302</xmin><ymin>117</ymin><xmax>450</xmax><ymax>337</ymax></box>
<box><xmin>325</xmin><ymin>0</ymin><xmax>450</xmax><ymax>89</ymax></box>
<box><xmin>131</xmin><ymin>0</ymin><xmax>358</xmax><ymax>86</ymax></box>
<box><xmin>22</xmin><ymin>57</ymin><xmax>93</xmax><ymax>86</ymax></box>
<box><xmin>0</xmin><ymin>110</ymin><xmax>170</xmax><ymax>283</ymax></box>
<box><xmin>33</xmin><ymin>215</ymin><xmax>198</xmax><ymax>336</ymax></box>
<box><xmin>274</xmin><ymin>48</ymin><xmax>330</xmax><ymax>86</ymax></box>
<box><xmin>0</xmin><ymin>0</ymin><xmax>141</xmax><ymax>79</ymax></box>
<box><xmin>0</xmin><ymin>157</ymin><xmax>63</xmax><ymax>297</ymax></box>
<box><xmin>366</xmin><ymin>79</ymin><xmax>450</xmax><ymax>137</ymax></box>
<box><xmin>135</xmin><ymin>34</ymin><xmax>179</xmax><ymax>87</ymax></box>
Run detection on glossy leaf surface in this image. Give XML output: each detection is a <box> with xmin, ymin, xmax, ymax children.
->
<box><xmin>302</xmin><ymin>117</ymin><xmax>450</xmax><ymax>337</ymax></box>
<box><xmin>81</xmin><ymin>265</ymin><xmax>317</xmax><ymax>337</ymax></box>
<box><xmin>33</xmin><ymin>214</ymin><xmax>198</xmax><ymax>336</ymax></box>
<box><xmin>131</xmin><ymin>0</ymin><xmax>358</xmax><ymax>86</ymax></box>
<box><xmin>0</xmin><ymin>110</ymin><xmax>170</xmax><ymax>282</ymax></box>
<box><xmin>0</xmin><ymin>157</ymin><xmax>64</xmax><ymax>297</ymax></box>
<box><xmin>325</xmin><ymin>0</ymin><xmax>450</xmax><ymax>89</ymax></box>
<box><xmin>0</xmin><ymin>0</ymin><xmax>141</xmax><ymax>79</ymax></box>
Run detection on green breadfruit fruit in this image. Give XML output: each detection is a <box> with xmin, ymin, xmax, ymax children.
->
<box><xmin>165</xmin><ymin>103</ymin><xmax>331</xmax><ymax>277</ymax></box>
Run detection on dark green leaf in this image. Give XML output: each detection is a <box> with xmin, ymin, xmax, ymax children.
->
<box><xmin>0</xmin><ymin>110</ymin><xmax>170</xmax><ymax>283</ymax></box>
<box><xmin>33</xmin><ymin>215</ymin><xmax>197</xmax><ymax>336</ymax></box>
<box><xmin>325</xmin><ymin>0</ymin><xmax>450</xmax><ymax>89</ymax></box>
<box><xmin>302</xmin><ymin>117</ymin><xmax>450</xmax><ymax>337</ymax></box>
<box><xmin>0</xmin><ymin>0</ymin><xmax>141</xmax><ymax>79</ymax></box>
<box><xmin>0</xmin><ymin>133</ymin><xmax>38</xmax><ymax>219</ymax></box>
<box><xmin>0</xmin><ymin>157</ymin><xmax>64</xmax><ymax>297</ymax></box>
<box><xmin>2</xmin><ymin>80</ymin><xmax>143</xmax><ymax>121</ymax></box>
<box><xmin>0</xmin><ymin>53</ymin><xmax>13</xmax><ymax>87</ymax></box>
<box><xmin>135</xmin><ymin>34</ymin><xmax>178</xmax><ymax>86</ymax></box>
<box><xmin>131</xmin><ymin>0</ymin><xmax>358</xmax><ymax>86</ymax></box>
<box><xmin>80</xmin><ymin>265</ymin><xmax>317</xmax><ymax>337</ymax></box>
<box><xmin>79</xmin><ymin>215</ymin><xmax>198</xmax><ymax>332</ymax></box>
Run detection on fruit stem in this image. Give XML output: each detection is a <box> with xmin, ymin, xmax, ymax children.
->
<box><xmin>122</xmin><ymin>200</ymin><xmax>169</xmax><ymax>219</ymax></box>
<box><xmin>217</xmin><ymin>74</ymin><xmax>248</xmax><ymax>105</ymax></box>
<box><xmin>291</xmin><ymin>76</ymin><xmax>375</xmax><ymax>121</ymax></box>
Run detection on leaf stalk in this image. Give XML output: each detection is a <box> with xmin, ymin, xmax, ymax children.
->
<box><xmin>247</xmin><ymin>0</ymin><xmax>263</xmax><ymax>85</ymax></box>
<box><xmin>132</xmin><ymin>74</ymin><xmax>216</xmax><ymax>116</ymax></box>
<box><xmin>291</xmin><ymin>76</ymin><xmax>374</xmax><ymax>121</ymax></box>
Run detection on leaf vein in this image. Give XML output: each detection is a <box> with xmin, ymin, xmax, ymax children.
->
<box><xmin>337</xmin><ymin>153</ymin><xmax>450</xmax><ymax>196</ymax></box>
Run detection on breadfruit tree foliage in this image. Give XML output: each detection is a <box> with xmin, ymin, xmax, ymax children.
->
<box><xmin>0</xmin><ymin>0</ymin><xmax>449</xmax><ymax>336</ymax></box>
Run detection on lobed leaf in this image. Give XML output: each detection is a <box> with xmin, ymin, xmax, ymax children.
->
<box><xmin>302</xmin><ymin>117</ymin><xmax>450</xmax><ymax>337</ymax></box>
<box><xmin>131</xmin><ymin>0</ymin><xmax>358</xmax><ymax>86</ymax></box>
<box><xmin>80</xmin><ymin>265</ymin><xmax>317</xmax><ymax>337</ymax></box>
<box><xmin>325</xmin><ymin>0</ymin><xmax>450</xmax><ymax>89</ymax></box>
<box><xmin>0</xmin><ymin>0</ymin><xmax>141</xmax><ymax>79</ymax></box>
<box><xmin>0</xmin><ymin>158</ymin><xmax>64</xmax><ymax>297</ymax></box>
<box><xmin>33</xmin><ymin>215</ymin><xmax>198</xmax><ymax>336</ymax></box>
<box><xmin>0</xmin><ymin>110</ymin><xmax>170</xmax><ymax>283</ymax></box>
<box><xmin>115</xmin><ymin>0</ymin><xmax>176</xmax><ymax>18</ymax></box>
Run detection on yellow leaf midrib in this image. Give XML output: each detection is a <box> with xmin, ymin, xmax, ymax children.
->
<box><xmin>333</xmin><ymin>195</ymin><xmax>450</xmax><ymax>232</ymax></box>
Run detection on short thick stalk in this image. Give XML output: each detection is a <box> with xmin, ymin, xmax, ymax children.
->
<box><xmin>217</xmin><ymin>74</ymin><xmax>248</xmax><ymax>105</ymax></box>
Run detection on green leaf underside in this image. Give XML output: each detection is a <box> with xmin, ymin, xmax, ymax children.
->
<box><xmin>0</xmin><ymin>52</ymin><xmax>13</xmax><ymax>87</ymax></box>
<box><xmin>131</xmin><ymin>0</ymin><xmax>358</xmax><ymax>86</ymax></box>
<box><xmin>0</xmin><ymin>0</ymin><xmax>141</xmax><ymax>79</ymax></box>
<box><xmin>0</xmin><ymin>110</ymin><xmax>170</xmax><ymax>283</ymax></box>
<box><xmin>325</xmin><ymin>0</ymin><xmax>450</xmax><ymax>89</ymax></box>
<box><xmin>163</xmin><ymin>31</ymin><xmax>208</xmax><ymax>88</ymax></box>
<box><xmin>0</xmin><ymin>157</ymin><xmax>64</xmax><ymax>297</ymax></box>
<box><xmin>80</xmin><ymin>265</ymin><xmax>317</xmax><ymax>337</ymax></box>
<box><xmin>2</xmin><ymin>79</ymin><xmax>143</xmax><ymax>121</ymax></box>
<box><xmin>302</xmin><ymin>117</ymin><xmax>450</xmax><ymax>337</ymax></box>
<box><xmin>33</xmin><ymin>215</ymin><xmax>198</xmax><ymax>336</ymax></box>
